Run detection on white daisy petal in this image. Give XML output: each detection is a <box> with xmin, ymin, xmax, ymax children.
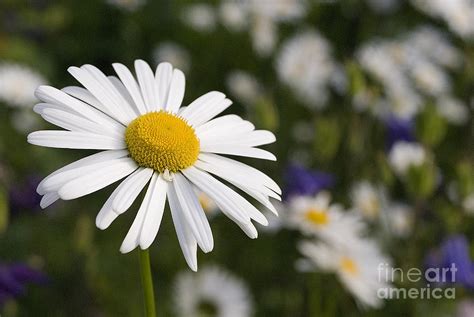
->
<box><xmin>37</xmin><ymin>85</ymin><xmax>125</xmax><ymax>133</ymax></box>
<box><xmin>196</xmin><ymin>115</ymin><xmax>254</xmax><ymax>138</ymax></box>
<box><xmin>155</xmin><ymin>62</ymin><xmax>173</xmax><ymax>110</ymax></box>
<box><xmin>112</xmin><ymin>62</ymin><xmax>148</xmax><ymax>114</ymax></box>
<box><xmin>28</xmin><ymin>130</ymin><xmax>126</xmax><ymax>150</ymax></box>
<box><xmin>200</xmin><ymin>130</ymin><xmax>276</xmax><ymax>148</ymax></box>
<box><xmin>37</xmin><ymin>150</ymin><xmax>129</xmax><ymax>194</ymax></box>
<box><xmin>67</xmin><ymin>66</ymin><xmax>130</xmax><ymax>125</ymax></box>
<box><xmin>179</xmin><ymin>91</ymin><xmax>225</xmax><ymax>123</ymax></box>
<box><xmin>108</xmin><ymin>75</ymin><xmax>141</xmax><ymax>116</ymax></box>
<box><xmin>195</xmin><ymin>160</ymin><xmax>277</xmax><ymax>216</ymax></box>
<box><xmin>38</xmin><ymin>157</ymin><xmax>131</xmax><ymax>195</ymax></box>
<box><xmin>112</xmin><ymin>167</ymin><xmax>154</xmax><ymax>214</ymax></box>
<box><xmin>200</xmin><ymin>144</ymin><xmax>276</xmax><ymax>161</ymax></box>
<box><xmin>165</xmin><ymin>69</ymin><xmax>186</xmax><ymax>113</ymax></box>
<box><xmin>168</xmin><ymin>184</ymin><xmax>198</xmax><ymax>271</ymax></box>
<box><xmin>120</xmin><ymin>173</ymin><xmax>158</xmax><ymax>253</ymax></box>
<box><xmin>198</xmin><ymin>153</ymin><xmax>281</xmax><ymax>195</ymax></box>
<box><xmin>40</xmin><ymin>193</ymin><xmax>60</xmax><ymax>209</ymax></box>
<box><xmin>58</xmin><ymin>158</ymin><xmax>137</xmax><ymax>200</ymax></box>
<box><xmin>187</xmin><ymin>98</ymin><xmax>233</xmax><ymax>128</ymax></box>
<box><xmin>139</xmin><ymin>174</ymin><xmax>168</xmax><ymax>249</ymax></box>
<box><xmin>183</xmin><ymin>167</ymin><xmax>261</xmax><ymax>238</ymax></box>
<box><xmin>173</xmin><ymin>173</ymin><xmax>214</xmax><ymax>253</ymax></box>
<box><xmin>41</xmin><ymin>108</ymin><xmax>119</xmax><ymax>137</ymax></box>
<box><xmin>135</xmin><ymin>59</ymin><xmax>159</xmax><ymax>112</ymax></box>
<box><xmin>81</xmin><ymin>64</ymin><xmax>137</xmax><ymax>121</ymax></box>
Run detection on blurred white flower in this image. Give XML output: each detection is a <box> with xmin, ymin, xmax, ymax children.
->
<box><xmin>276</xmin><ymin>30</ymin><xmax>336</xmax><ymax>109</ymax></box>
<box><xmin>195</xmin><ymin>189</ymin><xmax>219</xmax><ymax>218</ymax></box>
<box><xmin>174</xmin><ymin>266</ymin><xmax>253</xmax><ymax>317</ymax></box>
<box><xmin>288</xmin><ymin>191</ymin><xmax>366</xmax><ymax>247</ymax></box>
<box><xmin>106</xmin><ymin>0</ymin><xmax>145</xmax><ymax>11</ymax></box>
<box><xmin>299</xmin><ymin>239</ymin><xmax>392</xmax><ymax>309</ymax></box>
<box><xmin>226</xmin><ymin>70</ymin><xmax>263</xmax><ymax>106</ymax></box>
<box><xmin>457</xmin><ymin>299</ymin><xmax>474</xmax><ymax>317</ymax></box>
<box><xmin>218</xmin><ymin>2</ymin><xmax>248</xmax><ymax>32</ymax></box>
<box><xmin>356</xmin><ymin>27</ymin><xmax>462</xmax><ymax>119</ymax></box>
<box><xmin>0</xmin><ymin>63</ymin><xmax>46</xmax><ymax>108</ymax></box>
<box><xmin>436</xmin><ymin>96</ymin><xmax>469</xmax><ymax>125</ymax></box>
<box><xmin>411</xmin><ymin>0</ymin><xmax>474</xmax><ymax>39</ymax></box>
<box><xmin>350</xmin><ymin>181</ymin><xmax>386</xmax><ymax>220</ymax></box>
<box><xmin>388</xmin><ymin>141</ymin><xmax>427</xmax><ymax>175</ymax></box>
<box><xmin>182</xmin><ymin>3</ymin><xmax>217</xmax><ymax>32</ymax></box>
<box><xmin>384</xmin><ymin>203</ymin><xmax>413</xmax><ymax>238</ymax></box>
<box><xmin>463</xmin><ymin>194</ymin><xmax>474</xmax><ymax>215</ymax></box>
<box><xmin>219</xmin><ymin>0</ymin><xmax>307</xmax><ymax>56</ymax></box>
<box><xmin>410</xmin><ymin>61</ymin><xmax>449</xmax><ymax>97</ymax></box>
<box><xmin>153</xmin><ymin>42</ymin><xmax>191</xmax><ymax>72</ymax></box>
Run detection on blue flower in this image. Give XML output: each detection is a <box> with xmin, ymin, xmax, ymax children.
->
<box><xmin>425</xmin><ymin>235</ymin><xmax>474</xmax><ymax>289</ymax></box>
<box><xmin>283</xmin><ymin>165</ymin><xmax>334</xmax><ymax>200</ymax></box>
<box><xmin>0</xmin><ymin>263</ymin><xmax>47</xmax><ymax>306</ymax></box>
<box><xmin>385</xmin><ymin>116</ymin><xmax>415</xmax><ymax>150</ymax></box>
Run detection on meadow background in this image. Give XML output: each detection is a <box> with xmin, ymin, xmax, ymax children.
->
<box><xmin>0</xmin><ymin>0</ymin><xmax>473</xmax><ymax>316</ymax></box>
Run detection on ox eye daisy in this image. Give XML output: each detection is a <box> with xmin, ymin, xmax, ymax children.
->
<box><xmin>27</xmin><ymin>60</ymin><xmax>280</xmax><ymax>314</ymax></box>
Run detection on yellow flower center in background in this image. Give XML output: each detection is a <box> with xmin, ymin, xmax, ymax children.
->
<box><xmin>304</xmin><ymin>208</ymin><xmax>329</xmax><ymax>225</ymax></box>
<box><xmin>125</xmin><ymin>111</ymin><xmax>200</xmax><ymax>173</ymax></box>
<box><xmin>340</xmin><ymin>257</ymin><xmax>358</xmax><ymax>276</ymax></box>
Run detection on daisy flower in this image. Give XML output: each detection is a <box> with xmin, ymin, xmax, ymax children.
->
<box><xmin>173</xmin><ymin>265</ymin><xmax>253</xmax><ymax>317</ymax></box>
<box><xmin>388</xmin><ymin>141</ymin><xmax>427</xmax><ymax>176</ymax></box>
<box><xmin>350</xmin><ymin>181</ymin><xmax>386</xmax><ymax>221</ymax></box>
<box><xmin>299</xmin><ymin>239</ymin><xmax>393</xmax><ymax>309</ymax></box>
<box><xmin>27</xmin><ymin>60</ymin><xmax>280</xmax><ymax>271</ymax></box>
<box><xmin>288</xmin><ymin>191</ymin><xmax>365</xmax><ymax>247</ymax></box>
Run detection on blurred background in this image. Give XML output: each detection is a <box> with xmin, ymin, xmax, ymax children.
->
<box><xmin>0</xmin><ymin>0</ymin><xmax>473</xmax><ymax>316</ymax></box>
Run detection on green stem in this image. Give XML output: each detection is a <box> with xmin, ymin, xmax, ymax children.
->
<box><xmin>138</xmin><ymin>249</ymin><xmax>156</xmax><ymax>317</ymax></box>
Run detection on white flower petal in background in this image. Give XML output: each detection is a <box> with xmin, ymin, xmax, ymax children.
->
<box><xmin>388</xmin><ymin>141</ymin><xmax>427</xmax><ymax>176</ymax></box>
<box><xmin>226</xmin><ymin>70</ymin><xmax>263</xmax><ymax>106</ymax></box>
<box><xmin>106</xmin><ymin>0</ymin><xmax>145</xmax><ymax>11</ymax></box>
<box><xmin>350</xmin><ymin>181</ymin><xmax>386</xmax><ymax>221</ymax></box>
<box><xmin>181</xmin><ymin>3</ymin><xmax>217</xmax><ymax>32</ymax></box>
<box><xmin>0</xmin><ymin>63</ymin><xmax>47</xmax><ymax>108</ymax></box>
<box><xmin>299</xmin><ymin>239</ymin><xmax>393</xmax><ymax>309</ymax></box>
<box><xmin>153</xmin><ymin>42</ymin><xmax>191</xmax><ymax>73</ymax></box>
<box><xmin>174</xmin><ymin>266</ymin><xmax>253</xmax><ymax>317</ymax></box>
<box><xmin>276</xmin><ymin>30</ymin><xmax>337</xmax><ymax>109</ymax></box>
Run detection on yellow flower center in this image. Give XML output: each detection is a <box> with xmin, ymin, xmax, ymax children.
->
<box><xmin>340</xmin><ymin>257</ymin><xmax>358</xmax><ymax>276</ymax></box>
<box><xmin>304</xmin><ymin>208</ymin><xmax>329</xmax><ymax>225</ymax></box>
<box><xmin>125</xmin><ymin>111</ymin><xmax>200</xmax><ymax>173</ymax></box>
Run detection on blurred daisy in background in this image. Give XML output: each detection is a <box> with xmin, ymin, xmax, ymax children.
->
<box><xmin>219</xmin><ymin>0</ymin><xmax>306</xmax><ymax>56</ymax></box>
<box><xmin>0</xmin><ymin>63</ymin><xmax>46</xmax><ymax>108</ymax></box>
<box><xmin>288</xmin><ymin>191</ymin><xmax>366</xmax><ymax>247</ymax></box>
<box><xmin>173</xmin><ymin>266</ymin><xmax>253</xmax><ymax>317</ymax></box>
<box><xmin>27</xmin><ymin>60</ymin><xmax>280</xmax><ymax>271</ymax></box>
<box><xmin>195</xmin><ymin>189</ymin><xmax>218</xmax><ymax>218</ymax></box>
<box><xmin>350</xmin><ymin>181</ymin><xmax>386</xmax><ymax>221</ymax></box>
<box><xmin>356</xmin><ymin>26</ymin><xmax>464</xmax><ymax>120</ymax></box>
<box><xmin>276</xmin><ymin>30</ymin><xmax>338</xmax><ymax>109</ymax></box>
<box><xmin>181</xmin><ymin>3</ymin><xmax>217</xmax><ymax>33</ymax></box>
<box><xmin>383</xmin><ymin>203</ymin><xmax>413</xmax><ymax>238</ymax></box>
<box><xmin>388</xmin><ymin>141</ymin><xmax>427</xmax><ymax>176</ymax></box>
<box><xmin>411</xmin><ymin>0</ymin><xmax>474</xmax><ymax>39</ymax></box>
<box><xmin>299</xmin><ymin>239</ymin><xmax>393</xmax><ymax>309</ymax></box>
<box><xmin>225</xmin><ymin>70</ymin><xmax>263</xmax><ymax>107</ymax></box>
<box><xmin>153</xmin><ymin>42</ymin><xmax>191</xmax><ymax>73</ymax></box>
<box><xmin>106</xmin><ymin>0</ymin><xmax>146</xmax><ymax>11</ymax></box>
